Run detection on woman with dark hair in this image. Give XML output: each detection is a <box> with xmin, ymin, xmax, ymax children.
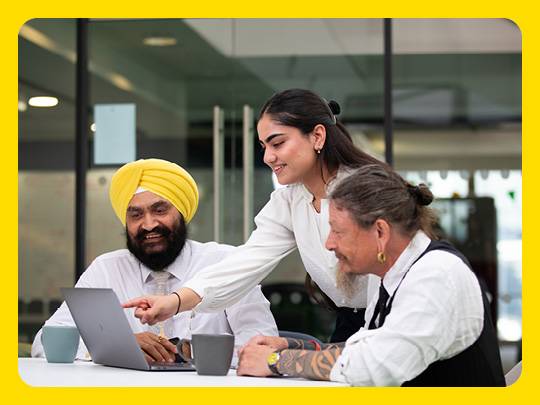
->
<box><xmin>124</xmin><ymin>89</ymin><xmax>389</xmax><ymax>342</ymax></box>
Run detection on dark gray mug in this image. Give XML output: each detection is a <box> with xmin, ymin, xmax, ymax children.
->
<box><xmin>178</xmin><ymin>334</ymin><xmax>234</xmax><ymax>376</ymax></box>
<box><xmin>41</xmin><ymin>326</ymin><xmax>79</xmax><ymax>363</ymax></box>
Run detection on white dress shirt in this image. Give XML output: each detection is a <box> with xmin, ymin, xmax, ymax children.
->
<box><xmin>185</xmin><ymin>183</ymin><xmax>378</xmax><ymax>313</ymax></box>
<box><xmin>31</xmin><ymin>240</ymin><xmax>278</xmax><ymax>366</ymax></box>
<box><xmin>330</xmin><ymin>231</ymin><xmax>484</xmax><ymax>386</ymax></box>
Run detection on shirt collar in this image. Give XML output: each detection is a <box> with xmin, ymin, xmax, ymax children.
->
<box><xmin>301</xmin><ymin>183</ymin><xmax>313</xmax><ymax>200</ymax></box>
<box><xmin>381</xmin><ymin>231</ymin><xmax>431</xmax><ymax>296</ymax></box>
<box><xmin>300</xmin><ymin>183</ymin><xmax>330</xmax><ymax>210</ymax></box>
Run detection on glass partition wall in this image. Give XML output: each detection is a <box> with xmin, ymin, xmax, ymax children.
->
<box><xmin>19</xmin><ymin>19</ymin><xmax>521</xmax><ymax>346</ymax></box>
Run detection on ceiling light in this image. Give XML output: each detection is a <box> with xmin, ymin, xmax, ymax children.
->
<box><xmin>143</xmin><ymin>36</ymin><xmax>177</xmax><ymax>47</ymax></box>
<box><xmin>109</xmin><ymin>73</ymin><xmax>133</xmax><ymax>91</ymax></box>
<box><xmin>18</xmin><ymin>100</ymin><xmax>28</xmax><ymax>112</ymax></box>
<box><xmin>28</xmin><ymin>96</ymin><xmax>58</xmax><ymax>107</ymax></box>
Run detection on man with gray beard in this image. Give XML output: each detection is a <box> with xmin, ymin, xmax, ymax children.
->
<box><xmin>237</xmin><ymin>164</ymin><xmax>504</xmax><ymax>386</ymax></box>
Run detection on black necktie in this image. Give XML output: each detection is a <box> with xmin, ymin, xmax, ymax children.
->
<box><xmin>368</xmin><ymin>281</ymin><xmax>390</xmax><ymax>329</ymax></box>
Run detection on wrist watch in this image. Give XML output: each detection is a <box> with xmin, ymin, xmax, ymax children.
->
<box><xmin>267</xmin><ymin>349</ymin><xmax>283</xmax><ymax>376</ymax></box>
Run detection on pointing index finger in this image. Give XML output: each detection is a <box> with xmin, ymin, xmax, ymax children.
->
<box><xmin>122</xmin><ymin>296</ymin><xmax>149</xmax><ymax>309</ymax></box>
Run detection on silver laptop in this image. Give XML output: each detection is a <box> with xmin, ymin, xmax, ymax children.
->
<box><xmin>61</xmin><ymin>287</ymin><xmax>196</xmax><ymax>372</ymax></box>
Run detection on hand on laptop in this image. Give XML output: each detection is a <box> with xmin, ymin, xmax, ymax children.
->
<box><xmin>135</xmin><ymin>332</ymin><xmax>178</xmax><ymax>363</ymax></box>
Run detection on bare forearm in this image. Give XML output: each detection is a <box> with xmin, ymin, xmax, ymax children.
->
<box><xmin>177</xmin><ymin>287</ymin><xmax>202</xmax><ymax>312</ymax></box>
<box><xmin>276</xmin><ymin>347</ymin><xmax>342</xmax><ymax>381</ymax></box>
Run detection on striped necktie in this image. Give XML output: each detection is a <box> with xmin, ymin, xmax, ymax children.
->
<box><xmin>149</xmin><ymin>271</ymin><xmax>174</xmax><ymax>338</ymax></box>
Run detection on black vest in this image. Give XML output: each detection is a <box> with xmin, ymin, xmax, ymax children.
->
<box><xmin>380</xmin><ymin>239</ymin><xmax>506</xmax><ymax>386</ymax></box>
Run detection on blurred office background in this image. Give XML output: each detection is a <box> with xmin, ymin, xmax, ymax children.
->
<box><xmin>18</xmin><ymin>18</ymin><xmax>521</xmax><ymax>369</ymax></box>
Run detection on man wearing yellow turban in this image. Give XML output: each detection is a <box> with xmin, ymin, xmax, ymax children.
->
<box><xmin>32</xmin><ymin>159</ymin><xmax>278</xmax><ymax>366</ymax></box>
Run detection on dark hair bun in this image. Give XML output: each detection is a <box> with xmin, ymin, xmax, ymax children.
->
<box><xmin>328</xmin><ymin>100</ymin><xmax>341</xmax><ymax>116</ymax></box>
<box><xmin>416</xmin><ymin>183</ymin><xmax>434</xmax><ymax>206</ymax></box>
<box><xmin>408</xmin><ymin>183</ymin><xmax>433</xmax><ymax>206</ymax></box>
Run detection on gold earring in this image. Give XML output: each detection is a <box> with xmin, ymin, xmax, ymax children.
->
<box><xmin>377</xmin><ymin>252</ymin><xmax>386</xmax><ymax>264</ymax></box>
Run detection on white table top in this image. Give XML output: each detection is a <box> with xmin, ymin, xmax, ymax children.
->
<box><xmin>18</xmin><ymin>358</ymin><xmax>348</xmax><ymax>387</ymax></box>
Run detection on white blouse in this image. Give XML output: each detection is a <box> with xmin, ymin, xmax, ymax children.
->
<box><xmin>185</xmin><ymin>183</ymin><xmax>378</xmax><ymax>313</ymax></box>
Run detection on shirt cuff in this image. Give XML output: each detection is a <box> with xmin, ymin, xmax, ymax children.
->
<box><xmin>330</xmin><ymin>353</ymin><xmax>349</xmax><ymax>383</ymax></box>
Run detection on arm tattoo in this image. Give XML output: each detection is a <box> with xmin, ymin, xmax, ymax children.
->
<box><xmin>321</xmin><ymin>342</ymin><xmax>346</xmax><ymax>350</ymax></box>
<box><xmin>277</xmin><ymin>347</ymin><xmax>343</xmax><ymax>381</ymax></box>
<box><xmin>285</xmin><ymin>338</ymin><xmax>345</xmax><ymax>351</ymax></box>
<box><xmin>285</xmin><ymin>338</ymin><xmax>315</xmax><ymax>350</ymax></box>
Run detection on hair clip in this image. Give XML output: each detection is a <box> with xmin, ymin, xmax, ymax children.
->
<box><xmin>321</xmin><ymin>97</ymin><xmax>338</xmax><ymax>125</ymax></box>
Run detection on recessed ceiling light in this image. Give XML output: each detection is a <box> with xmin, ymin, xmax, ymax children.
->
<box><xmin>28</xmin><ymin>96</ymin><xmax>58</xmax><ymax>107</ymax></box>
<box><xmin>143</xmin><ymin>36</ymin><xmax>177</xmax><ymax>47</ymax></box>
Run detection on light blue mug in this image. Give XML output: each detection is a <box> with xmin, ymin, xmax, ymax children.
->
<box><xmin>41</xmin><ymin>326</ymin><xmax>80</xmax><ymax>363</ymax></box>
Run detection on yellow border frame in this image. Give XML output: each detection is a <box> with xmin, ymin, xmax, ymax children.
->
<box><xmin>9</xmin><ymin>7</ymin><xmax>529</xmax><ymax>403</ymax></box>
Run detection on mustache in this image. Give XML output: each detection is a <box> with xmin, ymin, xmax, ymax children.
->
<box><xmin>334</xmin><ymin>252</ymin><xmax>347</xmax><ymax>262</ymax></box>
<box><xmin>135</xmin><ymin>226</ymin><xmax>172</xmax><ymax>241</ymax></box>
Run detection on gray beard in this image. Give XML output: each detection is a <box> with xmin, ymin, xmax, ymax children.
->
<box><xmin>334</xmin><ymin>262</ymin><xmax>363</xmax><ymax>300</ymax></box>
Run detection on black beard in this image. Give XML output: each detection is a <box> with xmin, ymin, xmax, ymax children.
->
<box><xmin>126</xmin><ymin>217</ymin><xmax>188</xmax><ymax>271</ymax></box>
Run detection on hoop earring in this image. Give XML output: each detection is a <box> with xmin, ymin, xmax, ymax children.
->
<box><xmin>377</xmin><ymin>252</ymin><xmax>386</xmax><ymax>264</ymax></box>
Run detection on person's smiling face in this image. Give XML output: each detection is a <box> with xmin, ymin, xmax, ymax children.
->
<box><xmin>126</xmin><ymin>191</ymin><xmax>179</xmax><ymax>253</ymax></box>
<box><xmin>125</xmin><ymin>190</ymin><xmax>187</xmax><ymax>270</ymax></box>
<box><xmin>257</xmin><ymin>114</ymin><xmax>320</xmax><ymax>186</ymax></box>
<box><xmin>325</xmin><ymin>202</ymin><xmax>379</xmax><ymax>275</ymax></box>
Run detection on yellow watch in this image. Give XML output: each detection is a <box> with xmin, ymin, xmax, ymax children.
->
<box><xmin>267</xmin><ymin>349</ymin><xmax>283</xmax><ymax>376</ymax></box>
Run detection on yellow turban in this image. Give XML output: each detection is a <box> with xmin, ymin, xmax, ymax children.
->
<box><xmin>110</xmin><ymin>158</ymin><xmax>199</xmax><ymax>226</ymax></box>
